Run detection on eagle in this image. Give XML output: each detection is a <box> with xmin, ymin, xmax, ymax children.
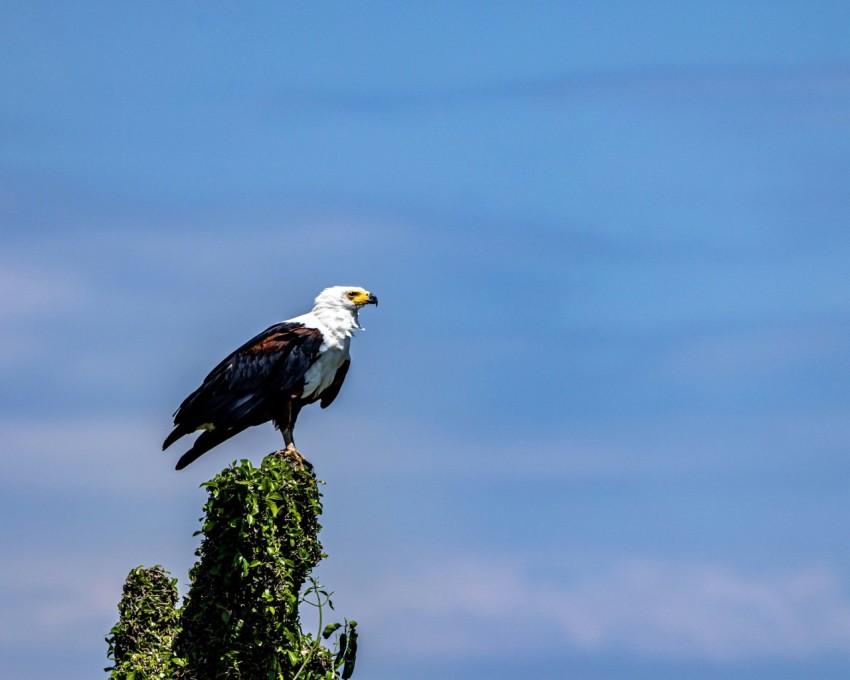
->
<box><xmin>163</xmin><ymin>286</ymin><xmax>378</xmax><ymax>470</ymax></box>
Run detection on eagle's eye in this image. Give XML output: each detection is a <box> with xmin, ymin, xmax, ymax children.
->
<box><xmin>347</xmin><ymin>291</ymin><xmax>357</xmax><ymax>298</ymax></box>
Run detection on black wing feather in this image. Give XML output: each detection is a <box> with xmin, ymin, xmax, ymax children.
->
<box><xmin>175</xmin><ymin>425</ymin><xmax>250</xmax><ymax>470</ymax></box>
<box><xmin>163</xmin><ymin>322</ymin><xmax>324</xmax><ymax>451</ymax></box>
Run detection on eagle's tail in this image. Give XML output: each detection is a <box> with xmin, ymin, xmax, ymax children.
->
<box><xmin>174</xmin><ymin>446</ymin><xmax>206</xmax><ymax>471</ymax></box>
<box><xmin>162</xmin><ymin>426</ymin><xmax>186</xmax><ymax>451</ymax></box>
<box><xmin>174</xmin><ymin>425</ymin><xmax>247</xmax><ymax>470</ymax></box>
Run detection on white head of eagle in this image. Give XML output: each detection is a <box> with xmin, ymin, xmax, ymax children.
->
<box><xmin>164</xmin><ymin>286</ymin><xmax>378</xmax><ymax>470</ymax></box>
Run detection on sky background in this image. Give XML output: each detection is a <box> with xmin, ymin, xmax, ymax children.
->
<box><xmin>2</xmin><ymin>2</ymin><xmax>850</xmax><ymax>678</ymax></box>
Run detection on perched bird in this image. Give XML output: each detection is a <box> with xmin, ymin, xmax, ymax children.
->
<box><xmin>164</xmin><ymin>286</ymin><xmax>378</xmax><ymax>470</ymax></box>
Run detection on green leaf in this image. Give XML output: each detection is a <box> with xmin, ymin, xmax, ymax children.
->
<box><xmin>334</xmin><ymin>633</ymin><xmax>347</xmax><ymax>667</ymax></box>
<box><xmin>342</xmin><ymin>624</ymin><xmax>358</xmax><ymax>679</ymax></box>
<box><xmin>322</xmin><ymin>622</ymin><xmax>342</xmax><ymax>639</ymax></box>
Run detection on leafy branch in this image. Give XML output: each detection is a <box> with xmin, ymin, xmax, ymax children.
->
<box><xmin>294</xmin><ymin>578</ymin><xmax>358</xmax><ymax>680</ymax></box>
<box><xmin>106</xmin><ymin>451</ymin><xmax>359</xmax><ymax>679</ymax></box>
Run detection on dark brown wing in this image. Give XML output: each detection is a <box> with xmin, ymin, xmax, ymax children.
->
<box><xmin>319</xmin><ymin>359</ymin><xmax>350</xmax><ymax>408</ymax></box>
<box><xmin>163</xmin><ymin>322</ymin><xmax>324</xmax><ymax>453</ymax></box>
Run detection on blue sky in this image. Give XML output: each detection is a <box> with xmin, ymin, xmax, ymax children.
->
<box><xmin>2</xmin><ymin>2</ymin><xmax>850</xmax><ymax>678</ymax></box>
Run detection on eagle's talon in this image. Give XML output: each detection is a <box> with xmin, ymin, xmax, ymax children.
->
<box><xmin>276</xmin><ymin>445</ymin><xmax>312</xmax><ymax>471</ymax></box>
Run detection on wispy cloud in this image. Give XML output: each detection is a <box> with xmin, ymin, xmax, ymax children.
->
<box><xmin>0</xmin><ymin>554</ymin><xmax>122</xmax><ymax>650</ymax></box>
<box><xmin>0</xmin><ymin>264</ymin><xmax>88</xmax><ymax>366</ymax></box>
<box><xmin>664</xmin><ymin>322</ymin><xmax>850</xmax><ymax>387</ymax></box>
<box><xmin>0</xmin><ymin>264</ymin><xmax>86</xmax><ymax>318</ymax></box>
<box><xmin>271</xmin><ymin>66</ymin><xmax>850</xmax><ymax>115</ymax></box>
<box><xmin>0</xmin><ymin>418</ymin><xmax>187</xmax><ymax>497</ymax></box>
<box><xmin>340</xmin><ymin>555</ymin><xmax>850</xmax><ymax>661</ymax></box>
<box><xmin>302</xmin><ymin>403</ymin><xmax>850</xmax><ymax>483</ymax></box>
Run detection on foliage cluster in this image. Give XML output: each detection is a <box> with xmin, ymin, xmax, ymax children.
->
<box><xmin>106</xmin><ymin>565</ymin><xmax>179</xmax><ymax>679</ymax></box>
<box><xmin>105</xmin><ymin>453</ymin><xmax>357</xmax><ymax>679</ymax></box>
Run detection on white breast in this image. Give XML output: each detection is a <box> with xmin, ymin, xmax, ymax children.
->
<box><xmin>301</xmin><ymin>343</ymin><xmax>349</xmax><ymax>399</ymax></box>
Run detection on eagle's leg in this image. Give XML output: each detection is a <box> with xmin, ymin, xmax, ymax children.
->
<box><xmin>275</xmin><ymin>401</ymin><xmax>311</xmax><ymax>469</ymax></box>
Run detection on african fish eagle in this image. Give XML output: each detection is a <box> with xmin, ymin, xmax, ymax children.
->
<box><xmin>163</xmin><ymin>286</ymin><xmax>378</xmax><ymax>470</ymax></box>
